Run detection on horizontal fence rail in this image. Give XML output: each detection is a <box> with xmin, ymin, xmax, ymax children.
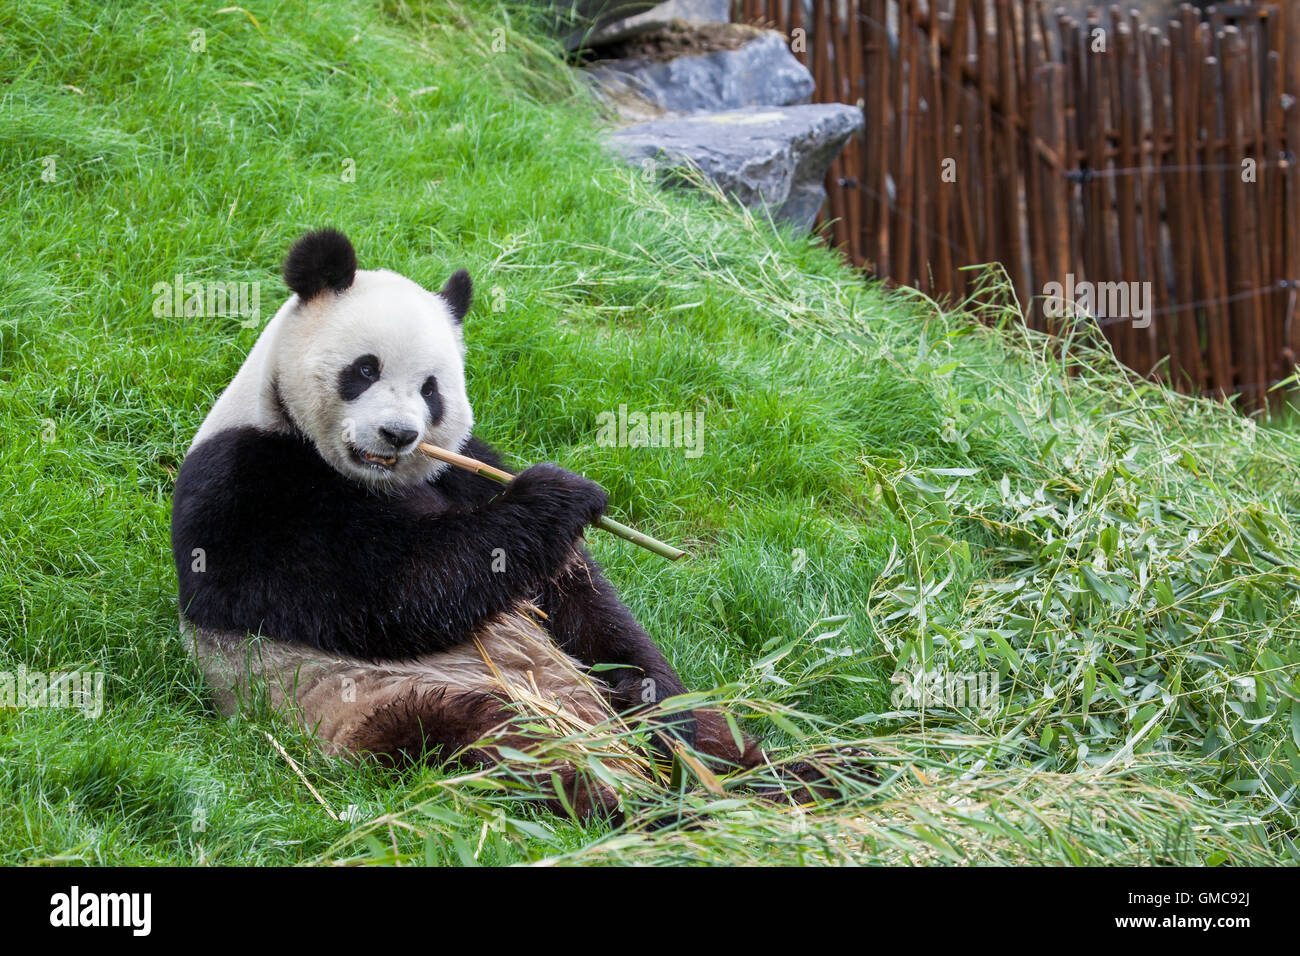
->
<box><xmin>735</xmin><ymin>0</ymin><xmax>1300</xmax><ymax>410</ymax></box>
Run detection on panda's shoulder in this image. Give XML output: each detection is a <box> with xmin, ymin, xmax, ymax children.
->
<box><xmin>430</xmin><ymin>434</ymin><xmax>510</xmax><ymax>504</ymax></box>
<box><xmin>461</xmin><ymin>435</ymin><xmax>508</xmax><ymax>471</ymax></box>
<box><xmin>177</xmin><ymin>426</ymin><xmax>329</xmax><ymax>503</ymax></box>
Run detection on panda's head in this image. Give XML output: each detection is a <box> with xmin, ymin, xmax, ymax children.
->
<box><xmin>271</xmin><ymin>229</ymin><xmax>474</xmax><ymax>490</ymax></box>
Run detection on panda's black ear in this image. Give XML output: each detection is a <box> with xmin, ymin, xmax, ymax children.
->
<box><xmin>283</xmin><ymin>228</ymin><xmax>357</xmax><ymax>301</ymax></box>
<box><xmin>439</xmin><ymin>269</ymin><xmax>472</xmax><ymax>325</ymax></box>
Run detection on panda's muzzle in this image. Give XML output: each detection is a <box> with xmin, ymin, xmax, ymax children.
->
<box><xmin>349</xmin><ymin>445</ymin><xmax>400</xmax><ymax>470</ymax></box>
<box><xmin>351</xmin><ymin>426</ymin><xmax>419</xmax><ymax>471</ymax></box>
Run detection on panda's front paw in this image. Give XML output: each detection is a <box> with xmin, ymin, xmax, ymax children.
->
<box><xmin>506</xmin><ymin>462</ymin><xmax>608</xmax><ymax>531</ymax></box>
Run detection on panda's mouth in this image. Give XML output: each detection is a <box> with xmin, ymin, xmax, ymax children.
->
<box><xmin>350</xmin><ymin>446</ymin><xmax>399</xmax><ymax>470</ymax></box>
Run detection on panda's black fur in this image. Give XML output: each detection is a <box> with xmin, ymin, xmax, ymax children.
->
<box><xmin>173</xmin><ymin>429</ymin><xmax>619</xmax><ymax>663</ymax></box>
<box><xmin>282</xmin><ymin>227</ymin><xmax>358</xmax><ymax>301</ymax></box>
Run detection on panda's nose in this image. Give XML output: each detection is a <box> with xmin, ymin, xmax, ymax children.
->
<box><xmin>379</xmin><ymin>425</ymin><xmax>419</xmax><ymax>451</ymax></box>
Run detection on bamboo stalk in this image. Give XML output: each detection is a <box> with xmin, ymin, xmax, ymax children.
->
<box><xmin>418</xmin><ymin>442</ymin><xmax>687</xmax><ymax>562</ymax></box>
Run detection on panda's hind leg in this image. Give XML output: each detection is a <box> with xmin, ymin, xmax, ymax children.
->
<box><xmin>348</xmin><ymin>684</ymin><xmax>622</xmax><ymax>823</ymax></box>
<box><xmin>346</xmin><ymin>684</ymin><xmax>508</xmax><ymax>763</ymax></box>
<box><xmin>185</xmin><ymin>615</ymin><xmax>623</xmax><ymax>823</ymax></box>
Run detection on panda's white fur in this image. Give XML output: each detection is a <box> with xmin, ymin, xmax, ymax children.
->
<box><xmin>193</xmin><ymin>268</ymin><xmax>473</xmax><ymax>491</ymax></box>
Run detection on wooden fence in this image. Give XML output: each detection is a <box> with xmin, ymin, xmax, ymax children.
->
<box><xmin>735</xmin><ymin>0</ymin><xmax>1300</xmax><ymax>409</ymax></box>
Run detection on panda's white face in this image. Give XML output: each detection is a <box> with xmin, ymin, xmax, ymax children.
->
<box><xmin>274</xmin><ymin>269</ymin><xmax>474</xmax><ymax>490</ymax></box>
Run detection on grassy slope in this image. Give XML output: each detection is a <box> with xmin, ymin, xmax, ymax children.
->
<box><xmin>0</xmin><ymin>0</ymin><xmax>1296</xmax><ymax>865</ymax></box>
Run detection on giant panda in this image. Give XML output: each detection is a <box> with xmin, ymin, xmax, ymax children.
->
<box><xmin>171</xmin><ymin>228</ymin><xmax>780</xmax><ymax>821</ymax></box>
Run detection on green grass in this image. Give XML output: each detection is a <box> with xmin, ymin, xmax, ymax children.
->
<box><xmin>1</xmin><ymin>0</ymin><xmax>1298</xmax><ymax>865</ymax></box>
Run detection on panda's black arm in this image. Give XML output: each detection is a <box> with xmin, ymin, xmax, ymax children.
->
<box><xmin>450</xmin><ymin>438</ymin><xmax>692</xmax><ymax>712</ymax></box>
<box><xmin>535</xmin><ymin>549</ymin><xmax>689</xmax><ymax>713</ymax></box>
<box><xmin>172</xmin><ymin>429</ymin><xmax>606</xmax><ymax>660</ymax></box>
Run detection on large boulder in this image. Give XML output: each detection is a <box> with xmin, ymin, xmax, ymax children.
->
<box><xmin>586</xmin><ymin>28</ymin><xmax>814</xmax><ymax>114</ymax></box>
<box><xmin>606</xmin><ymin>104</ymin><xmax>865</xmax><ymax>230</ymax></box>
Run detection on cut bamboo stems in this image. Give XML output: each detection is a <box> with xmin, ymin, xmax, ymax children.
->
<box><xmin>418</xmin><ymin>442</ymin><xmax>687</xmax><ymax>562</ymax></box>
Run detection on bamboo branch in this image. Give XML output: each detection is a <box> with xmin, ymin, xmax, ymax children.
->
<box><xmin>418</xmin><ymin>442</ymin><xmax>687</xmax><ymax>562</ymax></box>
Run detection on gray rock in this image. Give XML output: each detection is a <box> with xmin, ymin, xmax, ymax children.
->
<box><xmin>587</xmin><ymin>0</ymin><xmax>731</xmax><ymax>48</ymax></box>
<box><xmin>607</xmin><ymin>104</ymin><xmax>864</xmax><ymax>230</ymax></box>
<box><xmin>586</xmin><ymin>31</ymin><xmax>813</xmax><ymax>114</ymax></box>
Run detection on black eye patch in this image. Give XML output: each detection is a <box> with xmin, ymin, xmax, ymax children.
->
<box><xmin>337</xmin><ymin>354</ymin><xmax>380</xmax><ymax>401</ymax></box>
<box><xmin>421</xmin><ymin>375</ymin><xmax>443</xmax><ymax>425</ymax></box>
